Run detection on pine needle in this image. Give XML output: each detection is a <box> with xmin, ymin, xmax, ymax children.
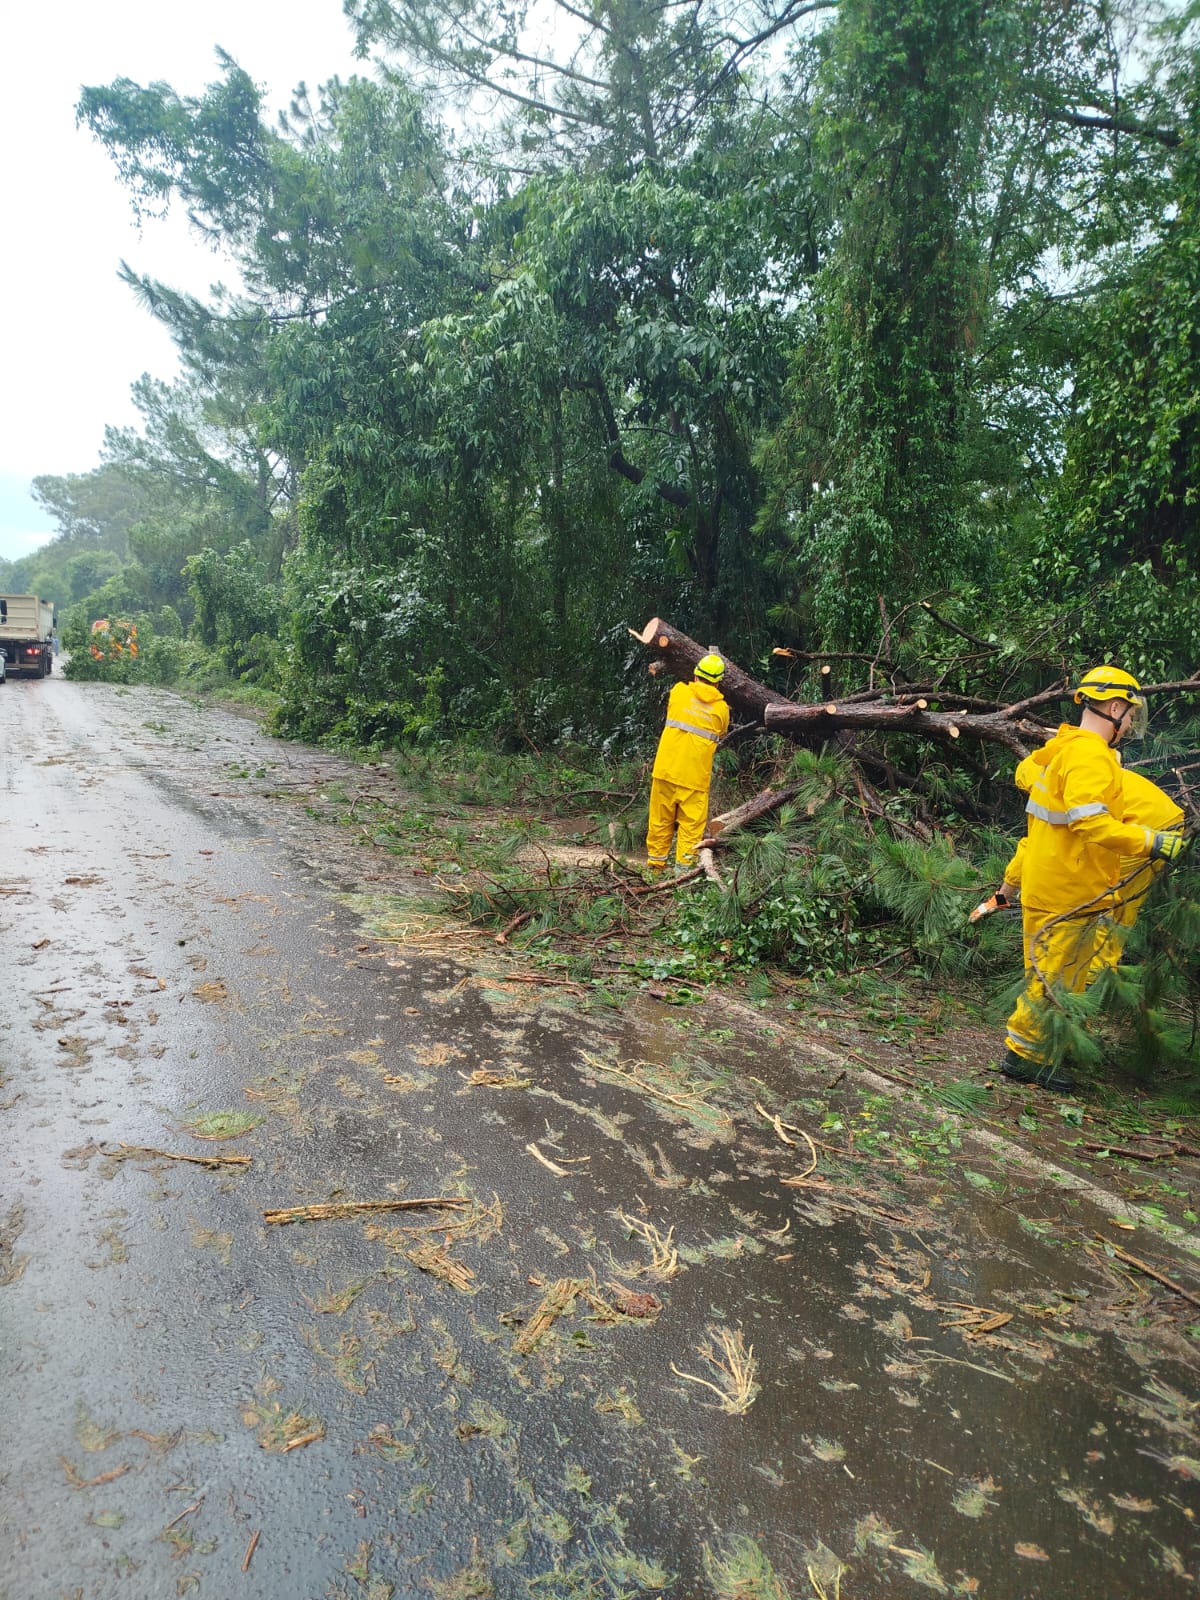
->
<box><xmin>756</xmin><ymin>1102</ymin><xmax>818</xmax><ymax>1175</ymax></box>
<box><xmin>514</xmin><ymin>1277</ymin><xmax>590</xmax><ymax>1353</ymax></box>
<box><xmin>582</xmin><ymin>1052</ymin><xmax>730</xmax><ymax>1122</ymax></box>
<box><xmin>616</xmin><ymin>1211</ymin><xmax>680</xmax><ymax>1279</ymax></box>
<box><xmin>808</xmin><ymin>1564</ymin><xmax>843</xmax><ymax>1600</ymax></box>
<box><xmin>926</xmin><ymin>1079</ymin><xmax>992</xmax><ymax>1114</ymax></box>
<box><xmin>463</xmin><ymin>1067</ymin><xmax>531</xmax><ymax>1088</ymax></box>
<box><xmin>405</xmin><ymin>1239</ymin><xmax>476</xmax><ymax>1292</ymax></box>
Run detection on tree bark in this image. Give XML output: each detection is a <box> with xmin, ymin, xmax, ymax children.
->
<box><xmin>704</xmin><ymin>785</ymin><xmax>802</xmax><ymax>839</ymax></box>
<box><xmin>763</xmin><ymin>698</ymin><xmax>1046</xmax><ymax>759</ymax></box>
<box><xmin>629</xmin><ymin>617</ymin><xmax>795</xmax><ymax>722</ymax></box>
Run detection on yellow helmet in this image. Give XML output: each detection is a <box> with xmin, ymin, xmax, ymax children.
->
<box><xmin>695</xmin><ymin>653</ymin><xmax>725</xmax><ymax>684</ymax></box>
<box><xmin>1074</xmin><ymin>665</ymin><xmax>1142</xmax><ymax>706</ymax></box>
<box><xmin>1074</xmin><ymin>665</ymin><xmax>1146</xmax><ymax>738</ymax></box>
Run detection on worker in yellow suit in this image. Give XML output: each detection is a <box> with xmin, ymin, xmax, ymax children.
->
<box><xmin>645</xmin><ymin>653</ymin><xmax>730</xmax><ymax>874</ymax></box>
<box><xmin>977</xmin><ymin>667</ymin><xmax>1183</xmax><ymax>1092</ymax></box>
<box><xmin>983</xmin><ymin>766</ymin><xmax>1185</xmax><ymax>977</ymax></box>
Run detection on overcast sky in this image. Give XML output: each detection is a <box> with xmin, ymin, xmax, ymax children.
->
<box><xmin>0</xmin><ymin>0</ymin><xmax>365</xmax><ymax>561</ymax></box>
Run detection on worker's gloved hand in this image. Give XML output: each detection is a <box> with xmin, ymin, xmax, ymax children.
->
<box><xmin>1149</xmin><ymin>830</ymin><xmax>1187</xmax><ymax>863</ymax></box>
<box><xmin>969</xmin><ymin>889</ymin><xmax>1011</xmax><ymax>924</ymax></box>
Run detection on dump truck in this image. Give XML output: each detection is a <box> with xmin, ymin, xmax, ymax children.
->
<box><xmin>0</xmin><ymin>595</ymin><xmax>56</xmax><ymax>678</ymax></box>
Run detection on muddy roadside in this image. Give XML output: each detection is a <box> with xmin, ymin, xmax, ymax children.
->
<box><xmin>3</xmin><ymin>678</ymin><xmax>1199</xmax><ymax>1599</ymax></box>
<box><xmin>143</xmin><ymin>691</ymin><xmax>1200</xmax><ymax>1522</ymax></box>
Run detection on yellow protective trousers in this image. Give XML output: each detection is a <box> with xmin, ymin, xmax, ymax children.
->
<box><xmin>646</xmin><ymin>778</ymin><xmax>709</xmax><ymax>869</ymax></box>
<box><xmin>1005</xmin><ymin>907</ymin><xmax>1110</xmax><ymax>1064</ymax></box>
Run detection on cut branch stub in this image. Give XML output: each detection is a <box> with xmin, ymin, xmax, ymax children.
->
<box><xmin>704</xmin><ymin>784</ymin><xmax>801</xmax><ymax>842</ymax></box>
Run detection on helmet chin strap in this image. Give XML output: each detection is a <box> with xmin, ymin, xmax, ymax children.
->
<box><xmin>1091</xmin><ymin>703</ymin><xmax>1128</xmax><ymax>745</ymax></box>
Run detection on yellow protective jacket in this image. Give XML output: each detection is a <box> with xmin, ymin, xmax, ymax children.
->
<box><xmin>1005</xmin><ymin>754</ymin><xmax>1183</xmax><ymax>892</ymax></box>
<box><xmin>1116</xmin><ymin>768</ymin><xmax>1184</xmax><ymax>835</ymax></box>
<box><xmin>651</xmin><ymin>679</ymin><xmax>730</xmax><ymax>792</ymax></box>
<box><xmin>1006</xmin><ymin>724</ymin><xmax>1156</xmax><ymax>916</ymax></box>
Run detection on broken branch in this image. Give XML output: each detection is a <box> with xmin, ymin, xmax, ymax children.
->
<box><xmin>103</xmin><ymin>1143</ymin><xmax>251</xmax><ymax>1170</ymax></box>
<box><xmin>242</xmin><ymin>1530</ymin><xmax>261</xmax><ymax>1573</ymax></box>
<box><xmin>525</xmin><ymin>1142</ymin><xmax>570</xmax><ymax>1177</ymax></box>
<box><xmin>264</xmin><ymin>1196</ymin><xmax>470</xmax><ymax>1226</ymax></box>
<box><xmin>633</xmin><ymin>616</ymin><xmax>1054</xmax><ymax>759</ymax></box>
<box><xmin>1094</xmin><ymin>1235</ymin><xmax>1200</xmax><ymax>1309</ymax></box>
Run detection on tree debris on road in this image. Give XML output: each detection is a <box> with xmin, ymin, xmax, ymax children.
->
<box><xmin>263</xmin><ymin>1196</ymin><xmax>471</xmax><ymax>1226</ymax></box>
<box><xmin>101</xmin><ymin>1142</ymin><xmax>252</xmax><ymax>1170</ymax></box>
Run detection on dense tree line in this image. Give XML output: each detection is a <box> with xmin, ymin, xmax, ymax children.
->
<box><xmin>16</xmin><ymin>0</ymin><xmax>1199</xmax><ymax>750</ymax></box>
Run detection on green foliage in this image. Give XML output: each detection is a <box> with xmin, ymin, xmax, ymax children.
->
<box><xmin>271</xmin><ymin>504</ymin><xmax>653</xmax><ymax>749</ymax></box>
<box><xmin>1018</xmin><ymin>198</ymin><xmax>1200</xmax><ymax>679</ymax></box>
<box><xmin>73</xmin><ymin>0</ymin><xmax>1200</xmax><ymax>713</ymax></box>
<box><xmin>672</xmin><ymin>777</ymin><xmax>998</xmax><ymax>981</ymax></box>
<box><xmin>348</xmin><ymin>0</ymin><xmax>796</xmax><ymax>175</ymax></box>
<box><xmin>676</xmin><ymin>874</ymin><xmax>870</xmax><ymax>978</ymax></box>
<box><xmin>61</xmin><ymin>611</ymin><xmax>184</xmax><ymax>686</ymax></box>
<box><xmin>185</xmin><ymin>543</ymin><xmax>283</xmax><ymax>678</ymax></box>
<box><xmin>927</xmin><ymin>1080</ymin><xmax>992</xmax><ymax>1115</ymax></box>
<box><xmin>759</xmin><ymin>0</ymin><xmax>995</xmax><ymax>648</ymax></box>
<box><xmin>56</xmin><ymin>0</ymin><xmax>1200</xmax><ymax>1089</ymax></box>
<box><xmin>870</xmin><ymin>837</ymin><xmax>980</xmax><ymax>967</ymax></box>
<box><xmin>703</xmin><ymin>1535</ymin><xmax>791</xmax><ymax>1600</ymax></box>
<box><xmin>31</xmin><ymin>463</ymin><xmax>148</xmax><ymax>561</ymax></box>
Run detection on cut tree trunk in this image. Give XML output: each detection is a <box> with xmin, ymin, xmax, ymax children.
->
<box><xmin>630</xmin><ymin>618</ymin><xmax>795</xmax><ymax>723</ymax></box>
<box><xmin>631</xmin><ymin>617</ymin><xmax>1053</xmax><ymax>759</ymax></box>
<box><xmin>762</xmin><ymin>698</ymin><xmax>1044</xmax><ymax>759</ymax></box>
<box><xmin>704</xmin><ymin>785</ymin><xmax>802</xmax><ymax>840</ymax></box>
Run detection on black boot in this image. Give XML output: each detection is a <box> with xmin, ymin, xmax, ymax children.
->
<box><xmin>1000</xmin><ymin>1049</ymin><xmax>1076</xmax><ymax>1094</ymax></box>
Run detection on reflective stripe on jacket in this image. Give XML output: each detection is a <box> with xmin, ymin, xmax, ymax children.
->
<box><xmin>651</xmin><ymin>679</ymin><xmax>730</xmax><ymax>791</ymax></box>
<box><xmin>1005</xmin><ymin>748</ymin><xmax>1183</xmax><ymax>895</ymax></box>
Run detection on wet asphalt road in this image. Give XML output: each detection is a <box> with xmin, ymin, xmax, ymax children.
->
<box><xmin>1</xmin><ymin>674</ymin><xmax>1198</xmax><ymax>1600</ymax></box>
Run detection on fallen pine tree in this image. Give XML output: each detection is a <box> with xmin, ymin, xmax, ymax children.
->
<box><xmin>388</xmin><ymin>621</ymin><xmax>1200</xmax><ymax>1066</ymax></box>
<box><xmin>630</xmin><ymin>617</ymin><xmax>1058</xmax><ymax>760</ymax></box>
<box><xmin>630</xmin><ymin>617</ymin><xmax>1200</xmax><ymax>774</ymax></box>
